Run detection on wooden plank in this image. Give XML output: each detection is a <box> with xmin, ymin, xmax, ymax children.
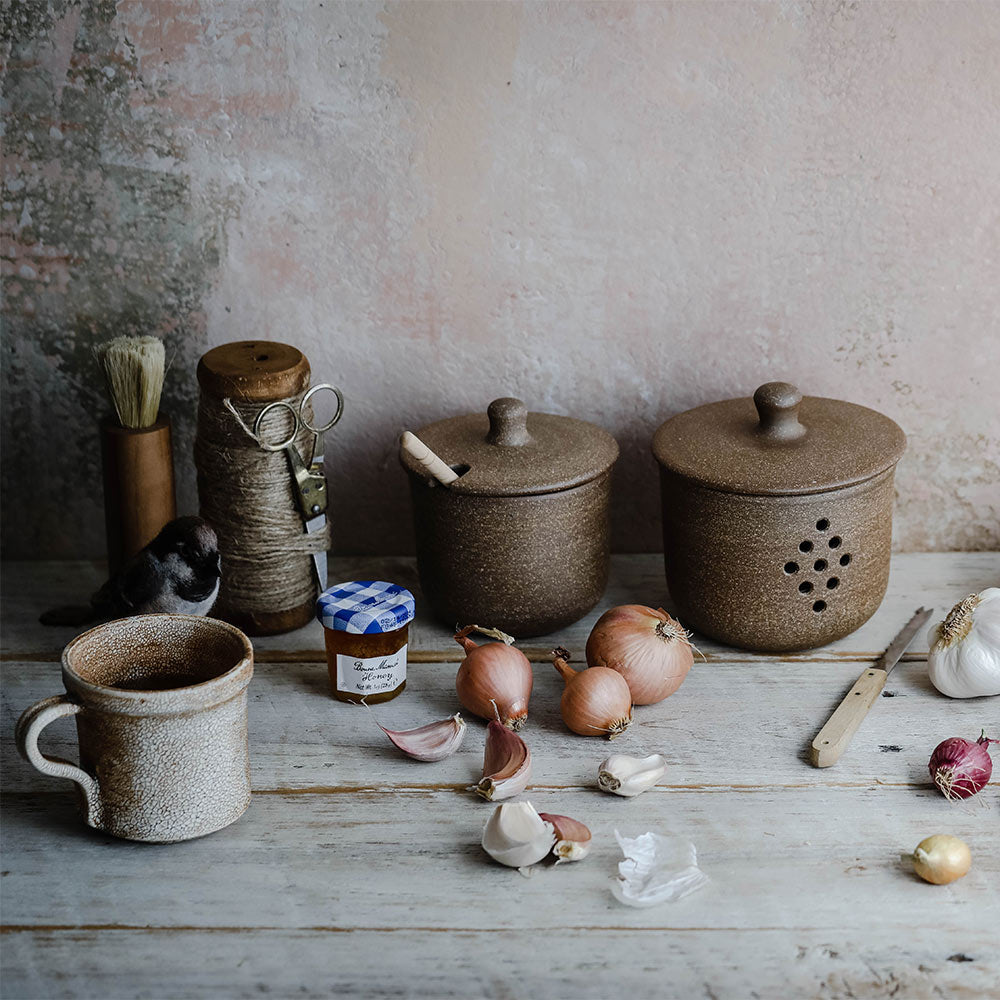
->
<box><xmin>2</xmin><ymin>925</ymin><xmax>997</xmax><ymax>1000</ymax></box>
<box><xmin>4</xmin><ymin>653</ymin><xmax>996</xmax><ymax>793</ymax></box>
<box><xmin>4</xmin><ymin>553</ymin><xmax>999</xmax><ymax>661</ymax></box>
<box><xmin>2</xmin><ymin>786</ymin><xmax>996</xmax><ymax>933</ymax></box>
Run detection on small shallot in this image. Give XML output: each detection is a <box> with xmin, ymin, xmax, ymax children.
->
<box><xmin>481</xmin><ymin>801</ymin><xmax>555</xmax><ymax>868</ymax></box>
<box><xmin>477</xmin><ymin>719</ymin><xmax>532</xmax><ymax>801</ymax></box>
<box><xmin>928</xmin><ymin>731</ymin><xmax>995</xmax><ymax>800</ymax></box>
<box><xmin>552</xmin><ymin>647</ymin><xmax>632</xmax><ymax>739</ymax></box>
<box><xmin>598</xmin><ymin>753</ymin><xmax>667</xmax><ymax>797</ymax></box>
<box><xmin>905</xmin><ymin>834</ymin><xmax>972</xmax><ymax>885</ymax></box>
<box><xmin>538</xmin><ymin>813</ymin><xmax>592</xmax><ymax>862</ymax></box>
<box><xmin>455</xmin><ymin>626</ymin><xmax>533</xmax><ymax>730</ymax></box>
<box><xmin>376</xmin><ymin>713</ymin><xmax>467</xmax><ymax>762</ymax></box>
<box><xmin>586</xmin><ymin>605</ymin><xmax>693</xmax><ymax>705</ymax></box>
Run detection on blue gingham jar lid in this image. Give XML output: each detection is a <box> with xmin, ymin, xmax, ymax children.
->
<box><xmin>316</xmin><ymin>580</ymin><xmax>415</xmax><ymax>634</ymax></box>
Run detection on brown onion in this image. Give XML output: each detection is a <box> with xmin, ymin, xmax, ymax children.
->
<box><xmin>455</xmin><ymin>626</ymin><xmax>532</xmax><ymax>730</ymax></box>
<box><xmin>586</xmin><ymin>605</ymin><xmax>693</xmax><ymax>705</ymax></box>
<box><xmin>552</xmin><ymin>647</ymin><xmax>632</xmax><ymax>739</ymax></box>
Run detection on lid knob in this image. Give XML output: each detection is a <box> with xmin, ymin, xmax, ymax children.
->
<box><xmin>753</xmin><ymin>382</ymin><xmax>806</xmax><ymax>443</ymax></box>
<box><xmin>486</xmin><ymin>397</ymin><xmax>531</xmax><ymax>447</ymax></box>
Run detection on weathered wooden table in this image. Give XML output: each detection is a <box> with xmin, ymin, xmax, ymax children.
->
<box><xmin>2</xmin><ymin>554</ymin><xmax>998</xmax><ymax>999</ymax></box>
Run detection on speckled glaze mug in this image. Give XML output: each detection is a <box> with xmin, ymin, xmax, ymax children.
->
<box><xmin>15</xmin><ymin>614</ymin><xmax>253</xmax><ymax>843</ymax></box>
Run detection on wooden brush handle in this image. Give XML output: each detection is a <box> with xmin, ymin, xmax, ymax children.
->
<box><xmin>400</xmin><ymin>431</ymin><xmax>458</xmax><ymax>486</ymax></box>
<box><xmin>100</xmin><ymin>415</ymin><xmax>177</xmax><ymax>573</ymax></box>
<box><xmin>810</xmin><ymin>667</ymin><xmax>887</xmax><ymax>767</ymax></box>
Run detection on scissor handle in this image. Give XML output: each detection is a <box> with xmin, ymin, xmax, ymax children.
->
<box><xmin>253</xmin><ymin>400</ymin><xmax>300</xmax><ymax>452</ymax></box>
<box><xmin>300</xmin><ymin>384</ymin><xmax>344</xmax><ymax>435</ymax></box>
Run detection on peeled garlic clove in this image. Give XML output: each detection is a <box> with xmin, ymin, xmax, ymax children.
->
<box><xmin>477</xmin><ymin>719</ymin><xmax>532</xmax><ymax>800</ymax></box>
<box><xmin>538</xmin><ymin>812</ymin><xmax>592</xmax><ymax>862</ymax></box>
<box><xmin>481</xmin><ymin>801</ymin><xmax>555</xmax><ymax>868</ymax></box>
<box><xmin>598</xmin><ymin>753</ymin><xmax>667</xmax><ymax>797</ymax></box>
<box><xmin>378</xmin><ymin>713</ymin><xmax>467</xmax><ymax>761</ymax></box>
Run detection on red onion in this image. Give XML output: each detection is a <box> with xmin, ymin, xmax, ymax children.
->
<box><xmin>928</xmin><ymin>731</ymin><xmax>995</xmax><ymax>800</ymax></box>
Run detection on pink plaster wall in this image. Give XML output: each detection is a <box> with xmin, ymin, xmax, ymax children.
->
<box><xmin>3</xmin><ymin>1</ymin><xmax>998</xmax><ymax>557</ymax></box>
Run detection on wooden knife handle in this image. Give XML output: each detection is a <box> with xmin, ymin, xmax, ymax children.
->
<box><xmin>810</xmin><ymin>668</ymin><xmax>888</xmax><ymax>768</ymax></box>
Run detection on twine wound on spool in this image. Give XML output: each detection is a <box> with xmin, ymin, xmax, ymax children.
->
<box><xmin>194</xmin><ymin>389</ymin><xmax>331</xmax><ymax>617</ymax></box>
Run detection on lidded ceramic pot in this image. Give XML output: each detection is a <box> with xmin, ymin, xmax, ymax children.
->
<box><xmin>652</xmin><ymin>382</ymin><xmax>906</xmax><ymax>652</ymax></box>
<box><xmin>400</xmin><ymin>397</ymin><xmax>619</xmax><ymax>637</ymax></box>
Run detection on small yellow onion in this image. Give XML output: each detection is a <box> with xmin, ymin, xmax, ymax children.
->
<box><xmin>907</xmin><ymin>834</ymin><xmax>972</xmax><ymax>885</ymax></box>
<box><xmin>552</xmin><ymin>647</ymin><xmax>632</xmax><ymax>739</ymax></box>
<box><xmin>586</xmin><ymin>605</ymin><xmax>693</xmax><ymax>705</ymax></box>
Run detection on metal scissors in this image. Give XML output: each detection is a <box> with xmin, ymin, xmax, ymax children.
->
<box><xmin>253</xmin><ymin>383</ymin><xmax>344</xmax><ymax>589</ymax></box>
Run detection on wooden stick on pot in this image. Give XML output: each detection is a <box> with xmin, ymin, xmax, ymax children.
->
<box><xmin>400</xmin><ymin>431</ymin><xmax>459</xmax><ymax>487</ymax></box>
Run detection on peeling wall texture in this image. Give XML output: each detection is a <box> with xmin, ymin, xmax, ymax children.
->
<box><xmin>2</xmin><ymin>0</ymin><xmax>999</xmax><ymax>559</ymax></box>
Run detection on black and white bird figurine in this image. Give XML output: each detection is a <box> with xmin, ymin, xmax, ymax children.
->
<box><xmin>40</xmin><ymin>516</ymin><xmax>222</xmax><ymax>627</ymax></box>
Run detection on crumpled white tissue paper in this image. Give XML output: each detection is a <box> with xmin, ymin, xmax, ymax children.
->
<box><xmin>611</xmin><ymin>830</ymin><xmax>709</xmax><ymax>907</ymax></box>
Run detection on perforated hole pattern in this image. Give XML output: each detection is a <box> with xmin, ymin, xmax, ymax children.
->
<box><xmin>785</xmin><ymin>518</ymin><xmax>850</xmax><ymax>615</ymax></box>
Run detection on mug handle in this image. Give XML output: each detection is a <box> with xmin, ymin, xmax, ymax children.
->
<box><xmin>15</xmin><ymin>695</ymin><xmax>103</xmax><ymax>829</ymax></box>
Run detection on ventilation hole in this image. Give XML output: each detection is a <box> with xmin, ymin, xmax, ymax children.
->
<box><xmin>828</xmin><ymin>536</ymin><xmax>842</xmax><ymax>549</ymax></box>
<box><xmin>840</xmin><ymin>553</ymin><xmax>851</xmax><ymax>566</ymax></box>
<box><xmin>826</xmin><ymin>577</ymin><xmax>840</xmax><ymax>589</ymax></box>
<box><xmin>813</xmin><ymin>600</ymin><xmax>827</xmax><ymax>612</ymax></box>
<box><xmin>449</xmin><ymin>463</ymin><xmax>471</xmax><ymax>477</ymax></box>
<box><xmin>783</xmin><ymin>561</ymin><xmax>799</xmax><ymax>574</ymax></box>
<box><xmin>799</xmin><ymin>581</ymin><xmax>814</xmax><ymax>594</ymax></box>
<box><xmin>814</xmin><ymin>559</ymin><xmax>828</xmax><ymax>571</ymax></box>
<box><xmin>799</xmin><ymin>540</ymin><xmax>813</xmax><ymax>553</ymax></box>
<box><xmin>816</xmin><ymin>518</ymin><xmax>830</xmax><ymax>531</ymax></box>
<box><xmin>255</xmin><ymin>354</ymin><xmax>270</xmax><ymax>362</ymax></box>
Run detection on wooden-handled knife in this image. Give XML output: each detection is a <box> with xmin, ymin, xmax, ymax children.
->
<box><xmin>810</xmin><ymin>607</ymin><xmax>935</xmax><ymax>768</ymax></box>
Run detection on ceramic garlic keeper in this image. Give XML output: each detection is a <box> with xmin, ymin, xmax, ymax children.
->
<box><xmin>652</xmin><ymin>382</ymin><xmax>905</xmax><ymax>652</ymax></box>
<box><xmin>401</xmin><ymin>397</ymin><xmax>619</xmax><ymax>637</ymax></box>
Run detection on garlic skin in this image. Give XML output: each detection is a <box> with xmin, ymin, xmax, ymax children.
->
<box><xmin>377</xmin><ymin>714</ymin><xmax>467</xmax><ymax>761</ymax></box>
<box><xmin>611</xmin><ymin>830</ymin><xmax>708</xmax><ymax>907</ymax></box>
<box><xmin>927</xmin><ymin>589</ymin><xmax>1000</xmax><ymax>698</ymax></box>
<box><xmin>538</xmin><ymin>813</ymin><xmax>592</xmax><ymax>862</ymax></box>
<box><xmin>598</xmin><ymin>753</ymin><xmax>667</xmax><ymax>797</ymax></box>
<box><xmin>481</xmin><ymin>802</ymin><xmax>555</xmax><ymax>868</ymax></box>
<box><xmin>477</xmin><ymin>720</ymin><xmax>532</xmax><ymax>800</ymax></box>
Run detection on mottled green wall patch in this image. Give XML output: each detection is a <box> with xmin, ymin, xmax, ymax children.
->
<box><xmin>2</xmin><ymin>0</ymin><xmax>238</xmax><ymax>557</ymax></box>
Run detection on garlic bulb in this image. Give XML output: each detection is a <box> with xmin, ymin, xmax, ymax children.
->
<box><xmin>481</xmin><ymin>802</ymin><xmax>555</xmax><ymax>868</ymax></box>
<box><xmin>598</xmin><ymin>753</ymin><xmax>667</xmax><ymax>797</ymax></box>
<box><xmin>927</xmin><ymin>589</ymin><xmax>1000</xmax><ymax>698</ymax></box>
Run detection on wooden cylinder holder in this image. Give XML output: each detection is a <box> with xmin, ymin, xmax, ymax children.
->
<box><xmin>101</xmin><ymin>415</ymin><xmax>177</xmax><ymax>575</ymax></box>
<box><xmin>195</xmin><ymin>340</ymin><xmax>320</xmax><ymax>636</ymax></box>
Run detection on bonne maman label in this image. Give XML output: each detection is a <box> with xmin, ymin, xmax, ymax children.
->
<box><xmin>336</xmin><ymin>646</ymin><xmax>407</xmax><ymax>695</ymax></box>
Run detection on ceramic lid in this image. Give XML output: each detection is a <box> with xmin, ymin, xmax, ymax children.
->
<box><xmin>401</xmin><ymin>397</ymin><xmax>619</xmax><ymax>497</ymax></box>
<box><xmin>651</xmin><ymin>382</ymin><xmax>906</xmax><ymax>496</ymax></box>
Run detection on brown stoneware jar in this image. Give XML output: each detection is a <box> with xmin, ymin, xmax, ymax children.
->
<box><xmin>401</xmin><ymin>397</ymin><xmax>619</xmax><ymax>638</ymax></box>
<box><xmin>652</xmin><ymin>382</ymin><xmax>906</xmax><ymax>652</ymax></box>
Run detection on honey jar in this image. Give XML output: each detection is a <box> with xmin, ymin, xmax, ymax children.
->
<box><xmin>316</xmin><ymin>581</ymin><xmax>414</xmax><ymax>703</ymax></box>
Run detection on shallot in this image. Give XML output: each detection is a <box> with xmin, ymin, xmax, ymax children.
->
<box><xmin>905</xmin><ymin>834</ymin><xmax>972</xmax><ymax>885</ymax></box>
<box><xmin>552</xmin><ymin>647</ymin><xmax>632</xmax><ymax>739</ymax></box>
<box><xmin>928</xmin><ymin>731</ymin><xmax>995</xmax><ymax>800</ymax></box>
<box><xmin>586</xmin><ymin>605</ymin><xmax>694</xmax><ymax>705</ymax></box>
<box><xmin>455</xmin><ymin>625</ymin><xmax>533</xmax><ymax>730</ymax></box>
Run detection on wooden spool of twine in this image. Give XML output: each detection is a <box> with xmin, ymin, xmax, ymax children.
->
<box><xmin>195</xmin><ymin>341</ymin><xmax>331</xmax><ymax>635</ymax></box>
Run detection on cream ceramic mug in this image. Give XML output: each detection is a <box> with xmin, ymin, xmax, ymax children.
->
<box><xmin>16</xmin><ymin>614</ymin><xmax>253</xmax><ymax>843</ymax></box>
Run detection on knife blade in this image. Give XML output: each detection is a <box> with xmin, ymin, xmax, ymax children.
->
<box><xmin>810</xmin><ymin>607</ymin><xmax>935</xmax><ymax>768</ymax></box>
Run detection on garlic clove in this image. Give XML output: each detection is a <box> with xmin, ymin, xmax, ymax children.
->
<box><xmin>377</xmin><ymin>713</ymin><xmax>467</xmax><ymax>762</ymax></box>
<box><xmin>538</xmin><ymin>812</ymin><xmax>592</xmax><ymax>862</ymax></box>
<box><xmin>481</xmin><ymin>801</ymin><xmax>555</xmax><ymax>868</ymax></box>
<box><xmin>476</xmin><ymin>719</ymin><xmax>531</xmax><ymax>800</ymax></box>
<box><xmin>598</xmin><ymin>753</ymin><xmax>667</xmax><ymax>797</ymax></box>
